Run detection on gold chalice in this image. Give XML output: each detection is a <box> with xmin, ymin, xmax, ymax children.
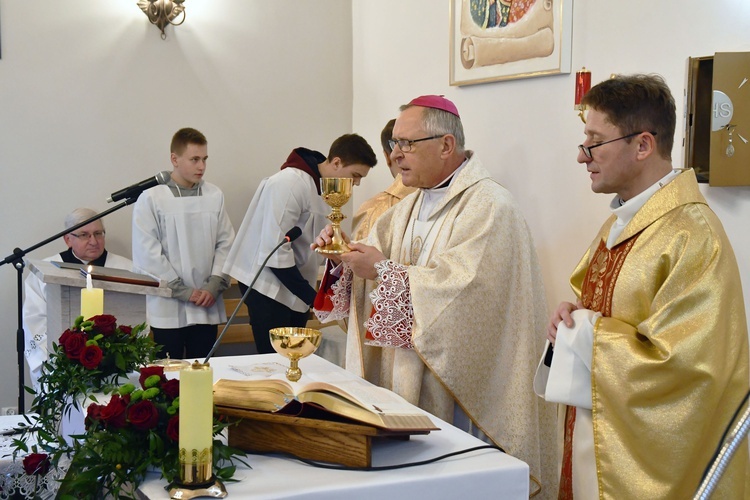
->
<box><xmin>269</xmin><ymin>327</ymin><xmax>322</xmax><ymax>382</ymax></box>
<box><xmin>315</xmin><ymin>177</ymin><xmax>353</xmax><ymax>256</ymax></box>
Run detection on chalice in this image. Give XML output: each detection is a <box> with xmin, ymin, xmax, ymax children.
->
<box><xmin>315</xmin><ymin>177</ymin><xmax>353</xmax><ymax>256</ymax></box>
<box><xmin>269</xmin><ymin>327</ymin><xmax>322</xmax><ymax>382</ymax></box>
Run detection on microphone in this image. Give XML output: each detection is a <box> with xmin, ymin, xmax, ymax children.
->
<box><xmin>204</xmin><ymin>227</ymin><xmax>302</xmax><ymax>363</ymax></box>
<box><xmin>106</xmin><ymin>171</ymin><xmax>171</xmax><ymax>203</ymax></box>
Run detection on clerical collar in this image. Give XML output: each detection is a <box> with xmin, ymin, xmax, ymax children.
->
<box><xmin>60</xmin><ymin>248</ymin><xmax>108</xmax><ymax>267</ymax></box>
<box><xmin>419</xmin><ymin>157</ymin><xmax>468</xmax><ymax>220</ymax></box>
<box><xmin>606</xmin><ymin>169</ymin><xmax>681</xmax><ymax>248</ymax></box>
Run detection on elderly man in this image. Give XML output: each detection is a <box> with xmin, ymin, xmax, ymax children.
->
<box><xmin>24</xmin><ymin>208</ymin><xmax>132</xmax><ymax>389</ymax></box>
<box><xmin>536</xmin><ymin>74</ymin><xmax>749</xmax><ymax>498</ymax></box>
<box><xmin>314</xmin><ymin>95</ymin><xmax>557</xmax><ymax>497</ymax></box>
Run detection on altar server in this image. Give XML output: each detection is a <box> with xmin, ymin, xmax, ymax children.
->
<box><xmin>132</xmin><ymin>127</ymin><xmax>235</xmax><ymax>360</ymax></box>
<box><xmin>223</xmin><ymin>134</ymin><xmax>377</xmax><ymax>355</ymax></box>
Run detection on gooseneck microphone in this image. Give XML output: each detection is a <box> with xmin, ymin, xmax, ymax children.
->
<box><xmin>106</xmin><ymin>171</ymin><xmax>172</xmax><ymax>203</ymax></box>
<box><xmin>203</xmin><ymin>227</ymin><xmax>303</xmax><ymax>363</ymax></box>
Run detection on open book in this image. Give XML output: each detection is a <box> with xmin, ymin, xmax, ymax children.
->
<box><xmin>213</xmin><ymin>363</ymin><xmax>438</xmax><ymax>432</ymax></box>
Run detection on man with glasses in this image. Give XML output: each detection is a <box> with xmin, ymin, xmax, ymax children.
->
<box><xmin>313</xmin><ymin>95</ymin><xmax>557</xmax><ymax>496</ymax></box>
<box><xmin>23</xmin><ymin>207</ymin><xmax>132</xmax><ymax>389</ymax></box>
<box><xmin>535</xmin><ymin>74</ymin><xmax>749</xmax><ymax>498</ymax></box>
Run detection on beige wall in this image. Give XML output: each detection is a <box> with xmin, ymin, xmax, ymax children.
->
<box><xmin>0</xmin><ymin>0</ymin><xmax>354</xmax><ymax>410</ymax></box>
<box><xmin>1</xmin><ymin>0</ymin><xmax>749</xmax><ymax>412</ymax></box>
<box><xmin>351</xmin><ymin>0</ymin><xmax>750</xmax><ymax>323</ymax></box>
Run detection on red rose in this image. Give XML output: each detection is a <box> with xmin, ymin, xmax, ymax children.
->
<box><xmin>161</xmin><ymin>379</ymin><xmax>180</xmax><ymax>399</ymax></box>
<box><xmin>91</xmin><ymin>314</ymin><xmax>117</xmax><ymax>336</ymax></box>
<box><xmin>85</xmin><ymin>403</ymin><xmax>103</xmax><ymax>429</ymax></box>
<box><xmin>100</xmin><ymin>394</ymin><xmax>129</xmax><ymax>429</ymax></box>
<box><xmin>58</xmin><ymin>328</ymin><xmax>74</xmax><ymax>348</ymax></box>
<box><xmin>166</xmin><ymin>415</ymin><xmax>179</xmax><ymax>441</ymax></box>
<box><xmin>128</xmin><ymin>400</ymin><xmax>159</xmax><ymax>430</ymax></box>
<box><xmin>79</xmin><ymin>345</ymin><xmax>103</xmax><ymax>369</ymax></box>
<box><xmin>23</xmin><ymin>453</ymin><xmax>50</xmax><ymax>476</ymax></box>
<box><xmin>119</xmin><ymin>325</ymin><xmax>133</xmax><ymax>335</ymax></box>
<box><xmin>139</xmin><ymin>366</ymin><xmax>165</xmax><ymax>389</ymax></box>
<box><xmin>63</xmin><ymin>333</ymin><xmax>87</xmax><ymax>360</ymax></box>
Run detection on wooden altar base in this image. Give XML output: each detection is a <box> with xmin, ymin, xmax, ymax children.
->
<box><xmin>216</xmin><ymin>406</ymin><xmax>428</xmax><ymax>467</ymax></box>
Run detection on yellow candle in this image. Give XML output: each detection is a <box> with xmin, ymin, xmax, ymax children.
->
<box><xmin>179</xmin><ymin>361</ymin><xmax>213</xmax><ymax>484</ymax></box>
<box><xmin>80</xmin><ymin>267</ymin><xmax>103</xmax><ymax>319</ymax></box>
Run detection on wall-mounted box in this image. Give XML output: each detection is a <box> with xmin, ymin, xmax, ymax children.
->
<box><xmin>684</xmin><ymin>52</ymin><xmax>750</xmax><ymax>186</ymax></box>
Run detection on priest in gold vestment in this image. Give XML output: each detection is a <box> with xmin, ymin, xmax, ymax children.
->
<box><xmin>351</xmin><ymin>118</ymin><xmax>416</xmax><ymax>241</ymax></box>
<box><xmin>535</xmin><ymin>74</ymin><xmax>749</xmax><ymax>499</ymax></box>
<box><xmin>314</xmin><ymin>95</ymin><xmax>558</xmax><ymax>497</ymax></box>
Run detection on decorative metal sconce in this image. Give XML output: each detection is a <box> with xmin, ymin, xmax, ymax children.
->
<box><xmin>574</xmin><ymin>67</ymin><xmax>591</xmax><ymax>123</ymax></box>
<box><xmin>137</xmin><ymin>0</ymin><xmax>186</xmax><ymax>40</ymax></box>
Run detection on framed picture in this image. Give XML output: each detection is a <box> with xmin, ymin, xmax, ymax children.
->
<box><xmin>450</xmin><ymin>0</ymin><xmax>573</xmax><ymax>86</ymax></box>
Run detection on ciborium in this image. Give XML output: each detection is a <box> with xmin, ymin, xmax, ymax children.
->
<box><xmin>269</xmin><ymin>327</ymin><xmax>322</xmax><ymax>382</ymax></box>
<box><xmin>315</xmin><ymin>177</ymin><xmax>353</xmax><ymax>256</ymax></box>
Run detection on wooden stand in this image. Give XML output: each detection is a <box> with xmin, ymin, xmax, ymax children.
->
<box><xmin>216</xmin><ymin>406</ymin><xmax>426</xmax><ymax>467</ymax></box>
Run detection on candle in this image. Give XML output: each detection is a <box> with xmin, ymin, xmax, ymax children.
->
<box><xmin>179</xmin><ymin>361</ymin><xmax>213</xmax><ymax>485</ymax></box>
<box><xmin>574</xmin><ymin>67</ymin><xmax>591</xmax><ymax>107</ymax></box>
<box><xmin>80</xmin><ymin>266</ymin><xmax>103</xmax><ymax>319</ymax></box>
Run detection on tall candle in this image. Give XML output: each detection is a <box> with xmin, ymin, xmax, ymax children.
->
<box><xmin>179</xmin><ymin>361</ymin><xmax>213</xmax><ymax>485</ymax></box>
<box><xmin>80</xmin><ymin>266</ymin><xmax>103</xmax><ymax>319</ymax></box>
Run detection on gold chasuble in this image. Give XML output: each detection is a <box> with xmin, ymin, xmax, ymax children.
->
<box><xmin>570</xmin><ymin>170</ymin><xmax>749</xmax><ymax>498</ymax></box>
<box><xmin>343</xmin><ymin>154</ymin><xmax>558</xmax><ymax>496</ymax></box>
<box><xmin>351</xmin><ymin>174</ymin><xmax>416</xmax><ymax>241</ymax></box>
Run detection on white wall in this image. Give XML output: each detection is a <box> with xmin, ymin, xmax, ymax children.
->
<box><xmin>1</xmin><ymin>0</ymin><xmax>749</xmax><ymax>411</ymax></box>
<box><xmin>352</xmin><ymin>0</ymin><xmax>750</xmax><ymax>328</ymax></box>
<box><xmin>0</xmin><ymin>0</ymin><xmax>354</xmax><ymax>410</ymax></box>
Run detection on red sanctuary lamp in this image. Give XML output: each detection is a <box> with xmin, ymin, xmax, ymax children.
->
<box><xmin>574</xmin><ymin>67</ymin><xmax>591</xmax><ymax>123</ymax></box>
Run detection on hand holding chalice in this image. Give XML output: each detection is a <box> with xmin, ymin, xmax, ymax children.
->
<box><xmin>315</xmin><ymin>177</ymin><xmax>353</xmax><ymax>256</ymax></box>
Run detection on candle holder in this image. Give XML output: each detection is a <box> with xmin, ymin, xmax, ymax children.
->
<box><xmin>169</xmin><ymin>361</ymin><xmax>227</xmax><ymax>499</ymax></box>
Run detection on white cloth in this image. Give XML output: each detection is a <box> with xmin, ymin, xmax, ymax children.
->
<box><xmin>132</xmin><ymin>182</ymin><xmax>235</xmax><ymax>328</ymax></box>
<box><xmin>534</xmin><ymin>308</ymin><xmax>600</xmax><ymax>409</ymax></box>
<box><xmin>223</xmin><ymin>168</ymin><xmax>329</xmax><ymax>312</ymax></box>
<box><xmin>534</xmin><ymin>308</ymin><xmax>601</xmax><ymax>500</ymax></box>
<box><xmin>23</xmin><ymin>252</ymin><xmax>132</xmax><ymax>389</ymax></box>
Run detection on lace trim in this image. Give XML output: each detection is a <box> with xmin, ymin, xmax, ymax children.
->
<box><xmin>365</xmin><ymin>260</ymin><xmax>414</xmax><ymax>349</ymax></box>
<box><xmin>313</xmin><ymin>267</ymin><xmax>353</xmax><ymax>322</ymax></box>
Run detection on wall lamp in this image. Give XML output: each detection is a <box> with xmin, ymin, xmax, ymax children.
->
<box><xmin>137</xmin><ymin>0</ymin><xmax>186</xmax><ymax>39</ymax></box>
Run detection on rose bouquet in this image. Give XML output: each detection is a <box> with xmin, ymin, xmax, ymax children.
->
<box><xmin>55</xmin><ymin>365</ymin><xmax>246</xmax><ymax>497</ymax></box>
<box><xmin>12</xmin><ymin>315</ymin><xmax>246</xmax><ymax>499</ymax></box>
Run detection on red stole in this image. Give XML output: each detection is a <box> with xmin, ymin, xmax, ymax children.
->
<box><xmin>558</xmin><ymin>235</ymin><xmax>638</xmax><ymax>499</ymax></box>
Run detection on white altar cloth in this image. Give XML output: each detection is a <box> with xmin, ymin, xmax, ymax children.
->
<box><xmin>137</xmin><ymin>354</ymin><xmax>529</xmax><ymax>499</ymax></box>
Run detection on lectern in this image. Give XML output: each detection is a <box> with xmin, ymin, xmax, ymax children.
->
<box><xmin>27</xmin><ymin>259</ymin><xmax>171</xmax><ymax>341</ymax></box>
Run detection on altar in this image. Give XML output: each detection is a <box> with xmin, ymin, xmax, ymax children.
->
<box><xmin>137</xmin><ymin>354</ymin><xmax>530</xmax><ymax>499</ymax></box>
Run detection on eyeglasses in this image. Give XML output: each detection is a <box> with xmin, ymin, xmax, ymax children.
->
<box><xmin>578</xmin><ymin>131</ymin><xmax>657</xmax><ymax>159</ymax></box>
<box><xmin>69</xmin><ymin>230</ymin><xmax>106</xmax><ymax>240</ymax></box>
<box><xmin>388</xmin><ymin>135</ymin><xmax>443</xmax><ymax>153</ymax></box>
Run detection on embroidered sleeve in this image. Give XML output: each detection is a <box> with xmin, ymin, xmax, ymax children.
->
<box><xmin>365</xmin><ymin>260</ymin><xmax>414</xmax><ymax>349</ymax></box>
<box><xmin>313</xmin><ymin>266</ymin><xmax>352</xmax><ymax>322</ymax></box>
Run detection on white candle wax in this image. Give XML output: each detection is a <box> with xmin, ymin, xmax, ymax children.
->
<box><xmin>81</xmin><ymin>266</ymin><xmax>103</xmax><ymax>318</ymax></box>
<box><xmin>179</xmin><ymin>362</ymin><xmax>213</xmax><ymax>472</ymax></box>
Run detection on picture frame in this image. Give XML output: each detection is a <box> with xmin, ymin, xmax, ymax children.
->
<box><xmin>450</xmin><ymin>0</ymin><xmax>573</xmax><ymax>86</ymax></box>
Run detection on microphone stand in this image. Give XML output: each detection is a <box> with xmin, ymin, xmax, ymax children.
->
<box><xmin>1</xmin><ymin>197</ymin><xmax>139</xmax><ymax>414</ymax></box>
<box><xmin>204</xmin><ymin>236</ymin><xmax>293</xmax><ymax>364</ymax></box>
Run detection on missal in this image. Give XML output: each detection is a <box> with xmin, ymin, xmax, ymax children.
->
<box><xmin>53</xmin><ymin>261</ymin><xmax>162</xmax><ymax>287</ymax></box>
<box><xmin>213</xmin><ymin>363</ymin><xmax>439</xmax><ymax>432</ymax></box>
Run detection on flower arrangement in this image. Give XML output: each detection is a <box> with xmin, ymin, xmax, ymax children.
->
<box><xmin>13</xmin><ymin>315</ymin><xmax>246</xmax><ymax>499</ymax></box>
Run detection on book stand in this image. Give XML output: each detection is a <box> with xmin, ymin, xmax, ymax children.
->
<box><xmin>216</xmin><ymin>406</ymin><xmax>429</xmax><ymax>467</ymax></box>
